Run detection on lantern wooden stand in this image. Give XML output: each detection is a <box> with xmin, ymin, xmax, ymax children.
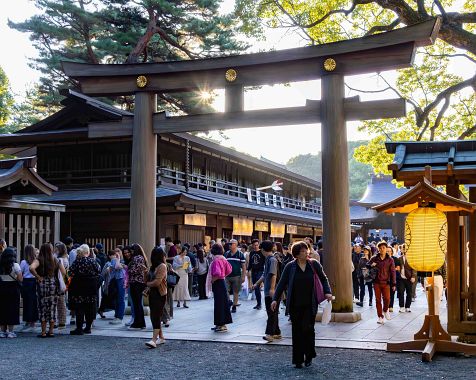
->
<box><xmin>374</xmin><ymin>176</ymin><xmax>476</xmax><ymax>362</ymax></box>
<box><xmin>387</xmin><ymin>272</ymin><xmax>476</xmax><ymax>362</ymax></box>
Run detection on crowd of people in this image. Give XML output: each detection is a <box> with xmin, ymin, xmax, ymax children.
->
<box><xmin>0</xmin><ymin>235</ymin><xmax>333</xmax><ymax>368</ymax></box>
<box><xmin>352</xmin><ymin>233</ymin><xmax>447</xmax><ymax>324</ymax></box>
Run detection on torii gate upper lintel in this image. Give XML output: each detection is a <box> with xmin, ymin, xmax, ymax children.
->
<box><xmin>61</xmin><ymin>18</ymin><xmax>441</xmax><ymax>314</ymax></box>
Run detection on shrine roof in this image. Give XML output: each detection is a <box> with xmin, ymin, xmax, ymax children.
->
<box><xmin>386</xmin><ymin>140</ymin><xmax>476</xmax><ymax>186</ymax></box>
<box><xmin>357</xmin><ymin>176</ymin><xmax>408</xmax><ymax>206</ymax></box>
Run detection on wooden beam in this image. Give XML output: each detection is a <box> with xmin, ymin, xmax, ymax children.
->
<box><xmin>225</xmin><ymin>84</ymin><xmax>244</xmax><ymax>112</ymax></box>
<box><xmin>62</xmin><ymin>19</ymin><xmax>440</xmax><ymax>96</ymax></box>
<box><xmin>89</xmin><ymin>118</ymin><xmax>133</xmax><ymax>138</ymax></box>
<box><xmin>153</xmin><ymin>98</ymin><xmax>405</xmax><ymax>134</ymax></box>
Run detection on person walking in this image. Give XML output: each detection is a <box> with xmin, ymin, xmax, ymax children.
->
<box><xmin>224</xmin><ymin>239</ymin><xmax>246</xmax><ymax>313</ymax></box>
<box><xmin>252</xmin><ymin>240</ymin><xmax>281</xmax><ymax>342</ymax></box>
<box><xmin>128</xmin><ymin>244</ymin><xmax>149</xmax><ymax>329</ymax></box>
<box><xmin>207</xmin><ymin>243</ymin><xmax>233</xmax><ymax>333</ymax></box>
<box><xmin>368</xmin><ymin>241</ymin><xmax>396</xmax><ymax>324</ymax></box>
<box><xmin>271</xmin><ymin>241</ymin><xmax>332</xmax><ymax>368</ymax></box>
<box><xmin>68</xmin><ymin>244</ymin><xmax>101</xmax><ymax>335</ymax></box>
<box><xmin>54</xmin><ymin>242</ymin><xmax>69</xmax><ymax>329</ymax></box>
<box><xmin>20</xmin><ymin>244</ymin><xmax>38</xmax><ymax>332</ymax></box>
<box><xmin>145</xmin><ymin>247</ymin><xmax>167</xmax><ymax>348</ymax></box>
<box><xmin>351</xmin><ymin>244</ymin><xmax>362</xmax><ymax>302</ymax></box>
<box><xmin>398</xmin><ymin>244</ymin><xmax>416</xmax><ymax>313</ymax></box>
<box><xmin>0</xmin><ymin>248</ymin><xmax>23</xmax><ymax>338</ymax></box>
<box><xmin>30</xmin><ymin>243</ymin><xmax>66</xmax><ymax>337</ymax></box>
<box><xmin>247</xmin><ymin>239</ymin><xmax>265</xmax><ymax>310</ymax></box>
<box><xmin>104</xmin><ymin>248</ymin><xmax>126</xmax><ymax>325</ymax></box>
<box><xmin>196</xmin><ymin>248</ymin><xmax>209</xmax><ymax>300</ymax></box>
<box><xmin>356</xmin><ymin>245</ymin><xmax>373</xmax><ymax>307</ymax></box>
<box><xmin>172</xmin><ymin>246</ymin><xmax>192</xmax><ymax>308</ymax></box>
<box><xmin>387</xmin><ymin>246</ymin><xmax>401</xmax><ymax>312</ymax></box>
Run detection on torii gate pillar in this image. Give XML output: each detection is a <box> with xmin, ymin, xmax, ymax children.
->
<box><xmin>129</xmin><ymin>92</ymin><xmax>157</xmax><ymax>256</ymax></box>
<box><xmin>321</xmin><ymin>73</ymin><xmax>354</xmax><ymax>314</ymax></box>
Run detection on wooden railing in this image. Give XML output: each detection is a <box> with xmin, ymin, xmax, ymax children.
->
<box><xmin>158</xmin><ymin>167</ymin><xmax>321</xmax><ymax>215</ymax></box>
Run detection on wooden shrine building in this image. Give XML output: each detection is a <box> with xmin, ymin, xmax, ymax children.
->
<box><xmin>0</xmin><ymin>91</ymin><xmax>323</xmax><ymax>250</ymax></box>
<box><xmin>0</xmin><ymin>156</ymin><xmax>65</xmax><ymax>258</ymax></box>
<box><xmin>386</xmin><ymin>140</ymin><xmax>476</xmax><ymax>338</ymax></box>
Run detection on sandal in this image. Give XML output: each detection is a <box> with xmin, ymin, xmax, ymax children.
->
<box><xmin>46</xmin><ymin>332</ymin><xmax>55</xmax><ymax>337</ymax></box>
<box><xmin>37</xmin><ymin>333</ymin><xmax>47</xmax><ymax>338</ymax></box>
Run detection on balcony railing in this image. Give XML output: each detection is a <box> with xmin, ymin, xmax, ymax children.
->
<box><xmin>158</xmin><ymin>167</ymin><xmax>321</xmax><ymax>215</ymax></box>
<box><xmin>40</xmin><ymin>166</ymin><xmax>321</xmax><ymax>215</ymax></box>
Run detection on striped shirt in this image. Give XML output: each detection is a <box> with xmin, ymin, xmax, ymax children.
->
<box><xmin>224</xmin><ymin>250</ymin><xmax>246</xmax><ymax>277</ymax></box>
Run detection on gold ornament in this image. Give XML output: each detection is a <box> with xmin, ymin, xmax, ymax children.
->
<box><xmin>323</xmin><ymin>58</ymin><xmax>337</xmax><ymax>72</ymax></box>
<box><xmin>136</xmin><ymin>75</ymin><xmax>148</xmax><ymax>88</ymax></box>
<box><xmin>225</xmin><ymin>69</ymin><xmax>237</xmax><ymax>82</ymax></box>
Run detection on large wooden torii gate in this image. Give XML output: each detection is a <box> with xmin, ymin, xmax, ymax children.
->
<box><xmin>62</xmin><ymin>18</ymin><xmax>440</xmax><ymax>314</ymax></box>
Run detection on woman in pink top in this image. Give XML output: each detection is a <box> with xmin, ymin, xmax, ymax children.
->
<box><xmin>208</xmin><ymin>244</ymin><xmax>233</xmax><ymax>333</ymax></box>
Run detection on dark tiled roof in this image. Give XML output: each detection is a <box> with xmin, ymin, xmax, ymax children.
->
<box><xmin>350</xmin><ymin>205</ymin><xmax>378</xmax><ymax>222</ymax></box>
<box><xmin>357</xmin><ymin>176</ymin><xmax>408</xmax><ymax>206</ymax></box>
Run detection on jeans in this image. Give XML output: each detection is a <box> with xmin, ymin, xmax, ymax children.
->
<box><xmin>114</xmin><ymin>278</ymin><xmax>125</xmax><ymax>320</ymax></box>
<box><xmin>352</xmin><ymin>271</ymin><xmax>359</xmax><ymax>299</ymax></box>
<box><xmin>264</xmin><ymin>296</ymin><xmax>280</xmax><ymax>336</ymax></box>
<box><xmin>359</xmin><ymin>278</ymin><xmax>373</xmax><ymax>304</ymax></box>
<box><xmin>251</xmin><ymin>270</ymin><xmax>263</xmax><ymax>306</ymax></box>
<box><xmin>374</xmin><ymin>282</ymin><xmax>390</xmax><ymax>318</ymax></box>
<box><xmin>398</xmin><ymin>278</ymin><xmax>413</xmax><ymax>309</ymax></box>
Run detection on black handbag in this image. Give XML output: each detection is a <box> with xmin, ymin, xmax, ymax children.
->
<box><xmin>166</xmin><ymin>271</ymin><xmax>180</xmax><ymax>287</ymax></box>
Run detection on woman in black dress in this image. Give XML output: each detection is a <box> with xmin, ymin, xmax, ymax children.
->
<box><xmin>272</xmin><ymin>241</ymin><xmax>332</xmax><ymax>368</ymax></box>
<box><xmin>0</xmin><ymin>248</ymin><xmax>23</xmax><ymax>338</ymax></box>
<box><xmin>68</xmin><ymin>244</ymin><xmax>101</xmax><ymax>335</ymax></box>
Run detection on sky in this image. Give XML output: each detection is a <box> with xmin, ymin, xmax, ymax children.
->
<box><xmin>0</xmin><ymin>0</ymin><xmax>474</xmax><ymax>164</ymax></box>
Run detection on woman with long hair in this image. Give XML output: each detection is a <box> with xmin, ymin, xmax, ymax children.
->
<box><xmin>20</xmin><ymin>244</ymin><xmax>38</xmax><ymax>331</ymax></box>
<box><xmin>196</xmin><ymin>248</ymin><xmax>209</xmax><ymax>300</ymax></box>
<box><xmin>272</xmin><ymin>241</ymin><xmax>332</xmax><ymax>369</ymax></box>
<box><xmin>144</xmin><ymin>246</ymin><xmax>167</xmax><ymax>348</ymax></box>
<box><xmin>68</xmin><ymin>244</ymin><xmax>101</xmax><ymax>335</ymax></box>
<box><xmin>127</xmin><ymin>243</ymin><xmax>148</xmax><ymax>329</ymax></box>
<box><xmin>30</xmin><ymin>243</ymin><xmax>66</xmax><ymax>338</ymax></box>
<box><xmin>0</xmin><ymin>248</ymin><xmax>23</xmax><ymax>338</ymax></box>
<box><xmin>207</xmin><ymin>243</ymin><xmax>232</xmax><ymax>333</ymax></box>
<box><xmin>54</xmin><ymin>242</ymin><xmax>69</xmax><ymax>329</ymax></box>
<box><xmin>356</xmin><ymin>246</ymin><xmax>373</xmax><ymax>307</ymax></box>
<box><xmin>172</xmin><ymin>246</ymin><xmax>192</xmax><ymax>308</ymax></box>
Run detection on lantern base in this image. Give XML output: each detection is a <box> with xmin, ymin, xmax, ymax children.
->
<box><xmin>387</xmin><ymin>315</ymin><xmax>476</xmax><ymax>362</ymax></box>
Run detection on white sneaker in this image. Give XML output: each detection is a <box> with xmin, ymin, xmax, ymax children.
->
<box><xmin>384</xmin><ymin>311</ymin><xmax>392</xmax><ymax>320</ymax></box>
<box><xmin>389</xmin><ymin>307</ymin><xmax>394</xmax><ymax>312</ymax></box>
<box><xmin>6</xmin><ymin>332</ymin><xmax>16</xmax><ymax>338</ymax></box>
<box><xmin>0</xmin><ymin>331</ymin><xmax>7</xmax><ymax>338</ymax></box>
<box><xmin>158</xmin><ymin>338</ymin><xmax>166</xmax><ymax>345</ymax></box>
<box><xmin>145</xmin><ymin>340</ymin><xmax>157</xmax><ymax>349</ymax></box>
<box><xmin>399</xmin><ymin>307</ymin><xmax>406</xmax><ymax>313</ymax></box>
<box><xmin>406</xmin><ymin>308</ymin><xmax>411</xmax><ymax>313</ymax></box>
<box><xmin>377</xmin><ymin>317</ymin><xmax>384</xmax><ymax>324</ymax></box>
<box><xmin>109</xmin><ymin>318</ymin><xmax>123</xmax><ymax>325</ymax></box>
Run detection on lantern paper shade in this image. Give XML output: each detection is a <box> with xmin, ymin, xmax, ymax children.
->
<box><xmin>405</xmin><ymin>207</ymin><xmax>447</xmax><ymax>272</ymax></box>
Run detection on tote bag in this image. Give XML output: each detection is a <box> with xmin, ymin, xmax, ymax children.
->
<box><xmin>308</xmin><ymin>260</ymin><xmax>326</xmax><ymax>304</ymax></box>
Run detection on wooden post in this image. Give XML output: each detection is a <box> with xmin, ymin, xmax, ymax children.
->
<box><xmin>54</xmin><ymin>211</ymin><xmax>61</xmax><ymax>244</ymax></box>
<box><xmin>129</xmin><ymin>92</ymin><xmax>157</xmax><ymax>258</ymax></box>
<box><xmin>469</xmin><ymin>187</ymin><xmax>476</xmax><ymax>319</ymax></box>
<box><xmin>0</xmin><ymin>213</ymin><xmax>5</xmax><ymax>240</ymax></box>
<box><xmin>321</xmin><ymin>74</ymin><xmax>353</xmax><ymax>313</ymax></box>
<box><xmin>446</xmin><ymin>183</ymin><xmax>461</xmax><ymax>331</ymax></box>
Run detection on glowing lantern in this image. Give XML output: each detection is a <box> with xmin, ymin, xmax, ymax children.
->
<box><xmin>404</xmin><ymin>207</ymin><xmax>447</xmax><ymax>272</ymax></box>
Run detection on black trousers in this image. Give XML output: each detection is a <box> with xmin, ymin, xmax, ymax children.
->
<box><xmin>264</xmin><ymin>296</ymin><xmax>280</xmax><ymax>336</ymax></box>
<box><xmin>389</xmin><ymin>278</ymin><xmax>399</xmax><ymax>308</ymax></box>
<box><xmin>212</xmin><ymin>279</ymin><xmax>232</xmax><ymax>327</ymax></box>
<box><xmin>198</xmin><ymin>273</ymin><xmax>207</xmax><ymax>299</ymax></box>
<box><xmin>129</xmin><ymin>282</ymin><xmax>146</xmax><ymax>328</ymax></box>
<box><xmin>149</xmin><ymin>289</ymin><xmax>166</xmax><ymax>330</ymax></box>
<box><xmin>290</xmin><ymin>306</ymin><xmax>316</xmax><ymax>365</ymax></box>
<box><xmin>398</xmin><ymin>278</ymin><xmax>413</xmax><ymax>308</ymax></box>
<box><xmin>352</xmin><ymin>272</ymin><xmax>359</xmax><ymax>299</ymax></box>
<box><xmin>76</xmin><ymin>303</ymin><xmax>96</xmax><ymax>331</ymax></box>
<box><xmin>359</xmin><ymin>278</ymin><xmax>373</xmax><ymax>303</ymax></box>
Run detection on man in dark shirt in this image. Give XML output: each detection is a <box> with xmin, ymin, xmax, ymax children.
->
<box><xmin>225</xmin><ymin>239</ymin><xmax>247</xmax><ymax>313</ymax></box>
<box><xmin>351</xmin><ymin>244</ymin><xmax>362</xmax><ymax>302</ymax></box>
<box><xmin>247</xmin><ymin>239</ymin><xmax>265</xmax><ymax>310</ymax></box>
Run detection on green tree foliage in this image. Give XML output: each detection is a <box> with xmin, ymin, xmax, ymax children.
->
<box><xmin>237</xmin><ymin>0</ymin><xmax>476</xmax><ymax>174</ymax></box>
<box><xmin>10</xmin><ymin>0</ymin><xmax>249</xmax><ymax>113</ymax></box>
<box><xmin>0</xmin><ymin>66</ymin><xmax>14</xmax><ymax>132</ymax></box>
<box><xmin>286</xmin><ymin>141</ymin><xmax>372</xmax><ymax>199</ymax></box>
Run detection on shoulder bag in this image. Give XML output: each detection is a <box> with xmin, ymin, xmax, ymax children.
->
<box><xmin>308</xmin><ymin>259</ymin><xmax>325</xmax><ymax>304</ymax></box>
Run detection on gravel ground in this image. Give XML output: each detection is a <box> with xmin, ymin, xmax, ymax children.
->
<box><xmin>0</xmin><ymin>335</ymin><xmax>474</xmax><ymax>379</ymax></box>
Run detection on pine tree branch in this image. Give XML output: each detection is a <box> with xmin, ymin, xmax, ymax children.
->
<box><xmin>446</xmin><ymin>12</ymin><xmax>476</xmax><ymax>24</ymax></box>
<box><xmin>433</xmin><ymin>0</ymin><xmax>447</xmax><ymax>19</ymax></box>
<box><xmin>418</xmin><ymin>51</ymin><xmax>476</xmax><ymax>64</ymax></box>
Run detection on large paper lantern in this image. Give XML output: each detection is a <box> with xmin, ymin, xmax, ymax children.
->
<box><xmin>404</xmin><ymin>207</ymin><xmax>447</xmax><ymax>272</ymax></box>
